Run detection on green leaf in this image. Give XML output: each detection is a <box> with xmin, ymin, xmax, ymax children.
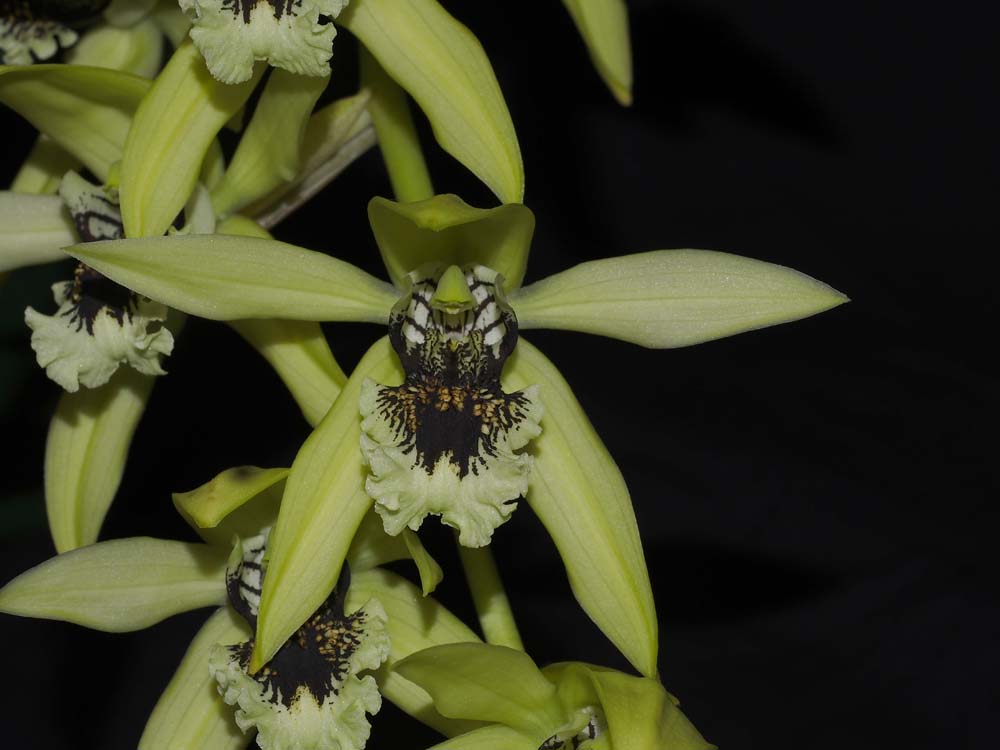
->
<box><xmin>44</xmin><ymin>367</ymin><xmax>155</xmax><ymax>552</ymax></box>
<box><xmin>0</xmin><ymin>64</ymin><xmax>149</xmax><ymax>182</ymax></box>
<box><xmin>340</xmin><ymin>0</ymin><xmax>524</xmax><ymax>203</ymax></box>
<box><xmin>426</xmin><ymin>724</ymin><xmax>538</xmax><ymax>750</ymax></box>
<box><xmin>9</xmin><ymin>136</ymin><xmax>80</xmax><ymax>195</ymax></box>
<box><xmin>67</xmin><ymin>233</ymin><xmax>398</xmax><ymax>323</ymax></box>
<box><xmin>138</xmin><ymin>606</ymin><xmax>250</xmax><ymax>750</ymax></box>
<box><xmin>66</xmin><ymin>18</ymin><xmax>165</xmax><ymax>78</ymax></box>
<box><xmin>395</xmin><ymin>642</ymin><xmax>565</xmax><ymax>737</ymax></box>
<box><xmin>0</xmin><ymin>192</ymin><xmax>75</xmax><ymax>272</ymax></box>
<box><xmin>346</xmin><ymin>568</ymin><xmax>482</xmax><ymax>737</ymax></box>
<box><xmin>172</xmin><ymin>466</ymin><xmax>289</xmax><ymax>547</ymax></box>
<box><xmin>211</xmin><ymin>69</ymin><xmax>329</xmax><ymax>218</ymax></box>
<box><xmin>120</xmin><ymin>41</ymin><xmax>261</xmax><ymax>237</ymax></box>
<box><xmin>561</xmin><ymin>0</ymin><xmax>633</xmax><ymax>105</ymax></box>
<box><xmin>503</xmin><ymin>339</ymin><xmax>658</xmax><ymax>678</ymax></box>
<box><xmin>368</xmin><ymin>194</ymin><xmax>535</xmax><ymax>291</ymax></box>
<box><xmin>0</xmin><ymin>538</ymin><xmax>227</xmax><ymax>631</ymax></box>
<box><xmin>252</xmin><ymin>337</ymin><xmax>403</xmax><ymax>671</ymax></box>
<box><xmin>511</xmin><ymin>249</ymin><xmax>848</xmax><ymax>348</ymax></box>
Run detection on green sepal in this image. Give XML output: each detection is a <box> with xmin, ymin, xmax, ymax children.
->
<box><xmin>511</xmin><ymin>249</ymin><xmax>848</xmax><ymax>348</ymax></box>
<box><xmin>211</xmin><ymin>69</ymin><xmax>329</xmax><ymax>218</ymax></box>
<box><xmin>502</xmin><ymin>338</ymin><xmax>658</xmax><ymax>678</ymax></box>
<box><xmin>368</xmin><ymin>194</ymin><xmax>534</xmax><ymax>291</ymax></box>
<box><xmin>0</xmin><ymin>191</ymin><xmax>75</xmax><ymax>272</ymax></box>
<box><xmin>426</xmin><ymin>724</ymin><xmax>538</xmax><ymax>750</ymax></box>
<box><xmin>66</xmin><ymin>18</ymin><xmax>165</xmax><ymax>78</ymax></box>
<box><xmin>0</xmin><ymin>537</ymin><xmax>227</xmax><ymax>631</ymax></box>
<box><xmin>67</xmin><ymin>233</ymin><xmax>398</xmax><ymax>323</ymax></box>
<box><xmin>9</xmin><ymin>136</ymin><xmax>80</xmax><ymax>195</ymax></box>
<box><xmin>44</xmin><ymin>367</ymin><xmax>156</xmax><ymax>552</ymax></box>
<box><xmin>120</xmin><ymin>40</ymin><xmax>261</xmax><ymax>237</ymax></box>
<box><xmin>394</xmin><ymin>642</ymin><xmax>566</xmax><ymax>738</ymax></box>
<box><xmin>346</xmin><ymin>568</ymin><xmax>483</xmax><ymax>738</ymax></box>
<box><xmin>139</xmin><ymin>606</ymin><xmax>250</xmax><ymax>750</ymax></box>
<box><xmin>0</xmin><ymin>64</ymin><xmax>149</xmax><ymax>182</ymax></box>
<box><xmin>252</xmin><ymin>337</ymin><xmax>403</xmax><ymax>672</ymax></box>
<box><xmin>561</xmin><ymin>0</ymin><xmax>632</xmax><ymax>105</ymax></box>
<box><xmin>340</xmin><ymin>0</ymin><xmax>524</xmax><ymax>204</ymax></box>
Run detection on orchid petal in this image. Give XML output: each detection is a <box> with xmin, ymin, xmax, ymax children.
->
<box><xmin>561</xmin><ymin>0</ymin><xmax>632</xmax><ymax>105</ymax></box>
<box><xmin>394</xmin><ymin>643</ymin><xmax>565</xmax><ymax>737</ymax></box>
<box><xmin>426</xmin><ymin>724</ymin><xmax>537</xmax><ymax>750</ymax></box>
<box><xmin>0</xmin><ymin>192</ymin><xmax>74</xmax><ymax>272</ymax></box>
<box><xmin>44</xmin><ymin>367</ymin><xmax>156</xmax><ymax>552</ymax></box>
<box><xmin>150</xmin><ymin>0</ymin><xmax>192</xmax><ymax>48</ymax></box>
<box><xmin>340</xmin><ymin>0</ymin><xmax>524</xmax><ymax>203</ymax></box>
<box><xmin>0</xmin><ymin>64</ymin><xmax>149</xmax><ymax>182</ymax></box>
<box><xmin>211</xmin><ymin>69</ymin><xmax>329</xmax><ymax>218</ymax></box>
<box><xmin>9</xmin><ymin>136</ymin><xmax>79</xmax><ymax>195</ymax></box>
<box><xmin>512</xmin><ymin>249</ymin><xmax>848</xmax><ymax>348</ymax></box>
<box><xmin>67</xmin><ymin>233</ymin><xmax>397</xmax><ymax>323</ymax></box>
<box><xmin>138</xmin><ymin>606</ymin><xmax>250</xmax><ymax>750</ymax></box>
<box><xmin>368</xmin><ymin>195</ymin><xmax>534</xmax><ymax>291</ymax></box>
<box><xmin>0</xmin><ymin>538</ymin><xmax>227</xmax><ymax>631</ymax></box>
<box><xmin>120</xmin><ymin>40</ymin><xmax>260</xmax><ymax>238</ymax></box>
<box><xmin>252</xmin><ymin>337</ymin><xmax>403</xmax><ymax>672</ymax></box>
<box><xmin>105</xmin><ymin>0</ymin><xmax>159</xmax><ymax>28</ymax></box>
<box><xmin>66</xmin><ymin>18</ymin><xmax>164</xmax><ymax>78</ymax></box>
<box><xmin>346</xmin><ymin>568</ymin><xmax>482</xmax><ymax>737</ymax></box>
<box><xmin>503</xmin><ymin>338</ymin><xmax>658</xmax><ymax>678</ymax></box>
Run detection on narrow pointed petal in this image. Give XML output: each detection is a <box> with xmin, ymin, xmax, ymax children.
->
<box><xmin>120</xmin><ymin>41</ymin><xmax>261</xmax><ymax>238</ymax></box>
<box><xmin>561</xmin><ymin>0</ymin><xmax>633</xmax><ymax>105</ymax></box>
<box><xmin>252</xmin><ymin>337</ymin><xmax>403</xmax><ymax>672</ymax></box>
<box><xmin>344</xmin><ymin>513</ymin><xmax>442</xmax><ymax>595</ymax></box>
<box><xmin>346</xmin><ymin>568</ymin><xmax>481</xmax><ymax>737</ymax></box>
<box><xmin>45</xmin><ymin>367</ymin><xmax>155</xmax><ymax>552</ymax></box>
<box><xmin>368</xmin><ymin>195</ymin><xmax>535</xmax><ymax>291</ymax></box>
<box><xmin>0</xmin><ymin>65</ymin><xmax>149</xmax><ymax>182</ymax></box>
<box><xmin>10</xmin><ymin>136</ymin><xmax>80</xmax><ymax>195</ymax></box>
<box><xmin>512</xmin><ymin>249</ymin><xmax>848</xmax><ymax>348</ymax></box>
<box><xmin>427</xmin><ymin>724</ymin><xmax>538</xmax><ymax>750</ymax></box>
<box><xmin>247</xmin><ymin>90</ymin><xmax>375</xmax><ymax>228</ymax></box>
<box><xmin>0</xmin><ymin>538</ymin><xmax>227</xmax><ymax>631</ymax></box>
<box><xmin>211</xmin><ymin>69</ymin><xmax>329</xmax><ymax>218</ymax></box>
<box><xmin>403</xmin><ymin>530</ymin><xmax>444</xmax><ymax>595</ymax></box>
<box><xmin>172</xmin><ymin>465</ymin><xmax>289</xmax><ymax>547</ymax></box>
<box><xmin>503</xmin><ymin>339</ymin><xmax>658</xmax><ymax>678</ymax></box>
<box><xmin>0</xmin><ymin>192</ymin><xmax>74</xmax><ymax>272</ymax></box>
<box><xmin>394</xmin><ymin>643</ymin><xmax>565</xmax><ymax>737</ymax></box>
<box><xmin>139</xmin><ymin>607</ymin><xmax>251</xmax><ymax>750</ymax></box>
<box><xmin>67</xmin><ymin>234</ymin><xmax>398</xmax><ymax>323</ymax></box>
<box><xmin>66</xmin><ymin>19</ymin><xmax>165</xmax><ymax>78</ymax></box>
<box><xmin>340</xmin><ymin>0</ymin><xmax>524</xmax><ymax>203</ymax></box>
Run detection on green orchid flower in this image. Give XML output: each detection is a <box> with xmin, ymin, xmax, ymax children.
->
<box><xmin>66</xmin><ymin>191</ymin><xmax>847</xmax><ymax>680</ymax></box>
<box><xmin>395</xmin><ymin>642</ymin><xmax>713</xmax><ymax>750</ymax></box>
<box><xmin>0</xmin><ymin>462</ymin><xmax>457</xmax><ymax>749</ymax></box>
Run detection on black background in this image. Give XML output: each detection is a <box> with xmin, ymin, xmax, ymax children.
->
<box><xmin>1</xmin><ymin>1</ymin><xmax>996</xmax><ymax>747</ymax></box>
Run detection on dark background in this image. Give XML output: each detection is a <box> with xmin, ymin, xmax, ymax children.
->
<box><xmin>1</xmin><ymin>1</ymin><xmax>996</xmax><ymax>747</ymax></box>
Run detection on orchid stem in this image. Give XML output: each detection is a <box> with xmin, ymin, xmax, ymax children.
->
<box><xmin>455</xmin><ymin>535</ymin><xmax>524</xmax><ymax>650</ymax></box>
<box><xmin>360</xmin><ymin>47</ymin><xmax>434</xmax><ymax>203</ymax></box>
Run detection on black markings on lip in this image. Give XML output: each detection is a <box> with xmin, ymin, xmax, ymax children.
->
<box><xmin>61</xmin><ymin>264</ymin><xmax>137</xmax><ymax>335</ymax></box>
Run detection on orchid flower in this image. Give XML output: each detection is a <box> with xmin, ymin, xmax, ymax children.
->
<box><xmin>66</xmin><ymin>191</ymin><xmax>847</xmax><ymax>680</ymax></box>
<box><xmin>0</xmin><ymin>462</ymin><xmax>460</xmax><ymax>749</ymax></box>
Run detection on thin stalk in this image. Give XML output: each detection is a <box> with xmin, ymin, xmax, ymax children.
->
<box><xmin>359</xmin><ymin>47</ymin><xmax>434</xmax><ymax>203</ymax></box>
<box><xmin>456</xmin><ymin>536</ymin><xmax>524</xmax><ymax>650</ymax></box>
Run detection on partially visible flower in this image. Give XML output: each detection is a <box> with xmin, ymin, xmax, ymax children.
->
<box><xmin>0</xmin><ymin>0</ymin><xmax>82</xmax><ymax>65</ymax></box>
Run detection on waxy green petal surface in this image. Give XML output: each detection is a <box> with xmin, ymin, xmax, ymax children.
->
<box><xmin>428</xmin><ymin>724</ymin><xmax>537</xmax><ymax>750</ymax></box>
<box><xmin>369</xmin><ymin>194</ymin><xmax>535</xmax><ymax>290</ymax></box>
<box><xmin>68</xmin><ymin>234</ymin><xmax>398</xmax><ymax>323</ymax></box>
<box><xmin>340</xmin><ymin>0</ymin><xmax>524</xmax><ymax>203</ymax></box>
<box><xmin>512</xmin><ymin>249</ymin><xmax>848</xmax><ymax>348</ymax></box>
<box><xmin>45</xmin><ymin>367</ymin><xmax>155</xmax><ymax>552</ymax></box>
<box><xmin>0</xmin><ymin>65</ymin><xmax>149</xmax><ymax>182</ymax></box>
<box><xmin>347</xmin><ymin>568</ymin><xmax>482</xmax><ymax>737</ymax></box>
<box><xmin>120</xmin><ymin>41</ymin><xmax>260</xmax><ymax>237</ymax></box>
<box><xmin>562</xmin><ymin>0</ymin><xmax>632</xmax><ymax>105</ymax></box>
<box><xmin>10</xmin><ymin>136</ymin><xmax>79</xmax><ymax>195</ymax></box>
<box><xmin>0</xmin><ymin>538</ymin><xmax>227</xmax><ymax>631</ymax></box>
<box><xmin>252</xmin><ymin>338</ymin><xmax>403</xmax><ymax>672</ymax></box>
<box><xmin>395</xmin><ymin>643</ymin><xmax>565</xmax><ymax>737</ymax></box>
<box><xmin>0</xmin><ymin>192</ymin><xmax>74</xmax><ymax>272</ymax></box>
<box><xmin>211</xmin><ymin>69</ymin><xmax>329</xmax><ymax>218</ymax></box>
<box><xmin>66</xmin><ymin>18</ymin><xmax>164</xmax><ymax>78</ymax></box>
<box><xmin>139</xmin><ymin>606</ymin><xmax>250</xmax><ymax>750</ymax></box>
<box><xmin>503</xmin><ymin>339</ymin><xmax>658</xmax><ymax>678</ymax></box>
